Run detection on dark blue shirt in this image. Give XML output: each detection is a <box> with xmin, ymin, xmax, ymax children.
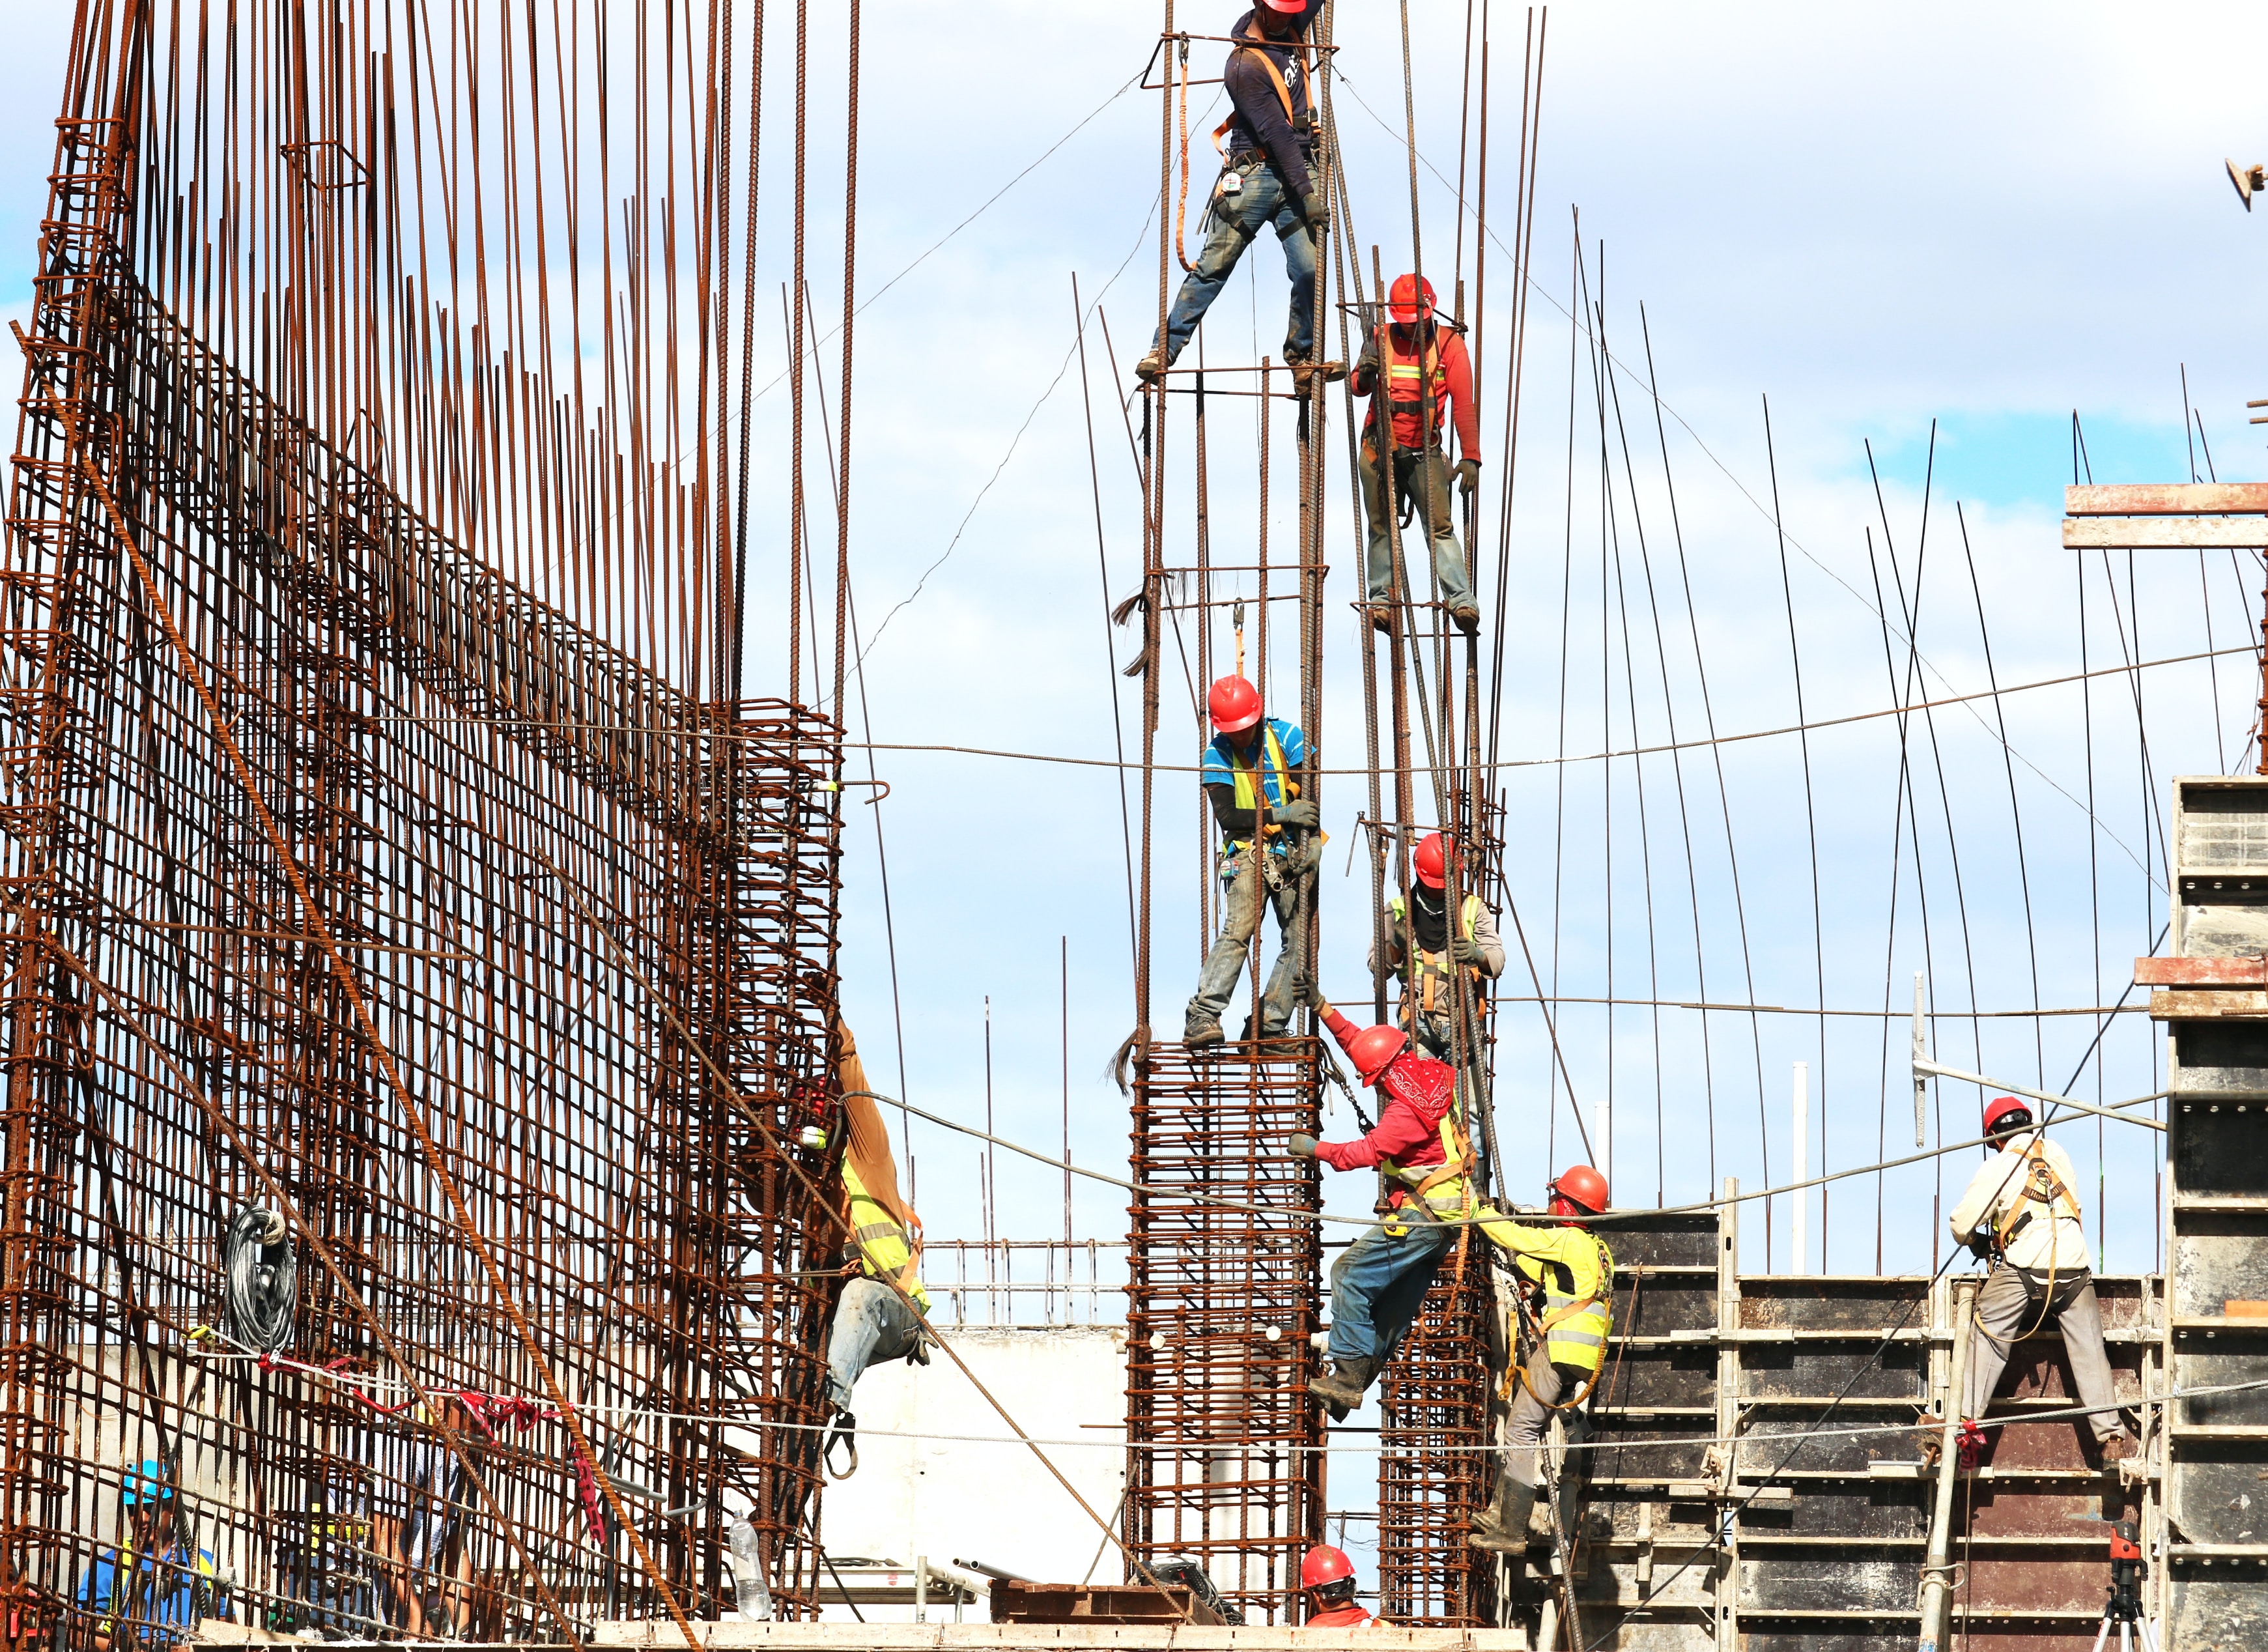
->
<box><xmin>1223</xmin><ymin>2</ymin><xmax>1324</xmax><ymax>200</ymax></box>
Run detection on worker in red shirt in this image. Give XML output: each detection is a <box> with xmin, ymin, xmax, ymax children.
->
<box><xmin>1294</xmin><ymin>997</ymin><xmax>1475</xmax><ymax>1414</ymax></box>
<box><xmin>1298</xmin><ymin>1545</ymin><xmax>1372</xmax><ymax>1628</ymax></box>
<box><xmin>1352</xmin><ymin>274</ymin><xmax>1482</xmax><ymax>636</ymax></box>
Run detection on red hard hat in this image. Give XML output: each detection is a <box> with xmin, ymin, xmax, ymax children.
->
<box><xmin>1983</xmin><ymin>1095</ymin><xmax>2033</xmax><ymax>1136</ymax></box>
<box><xmin>1413</xmin><ymin>832</ymin><xmax>1448</xmax><ymax>890</ymax></box>
<box><xmin>1346</xmin><ymin>1022</ymin><xmax>1408</xmax><ymax>1087</ymax></box>
<box><xmin>1549</xmin><ymin>1164</ymin><xmax>1609</xmax><ymax>1216</ymax></box>
<box><xmin>1259</xmin><ymin>0</ymin><xmax>1306</xmax><ymax>9</ymax></box>
<box><xmin>1387</xmin><ymin>273</ymin><xmax>1438</xmax><ymax>326</ymax></box>
<box><xmin>1301</xmin><ymin>1545</ymin><xmax>1354</xmax><ymax>1590</ymax></box>
<box><xmin>1208</xmin><ymin>674</ymin><xmax>1262</xmax><ymax>734</ymax></box>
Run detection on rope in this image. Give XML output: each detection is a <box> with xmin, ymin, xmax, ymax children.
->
<box><xmin>221</xmin><ymin>1204</ymin><xmax>296</xmax><ymax>1355</ymax></box>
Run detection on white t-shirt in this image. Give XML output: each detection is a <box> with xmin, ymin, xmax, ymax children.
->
<box><xmin>1948</xmin><ymin>1130</ymin><xmax>2089</xmax><ymax>1272</ymax></box>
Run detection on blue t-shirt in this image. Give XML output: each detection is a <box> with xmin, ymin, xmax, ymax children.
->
<box><xmin>1201</xmin><ymin>717</ymin><xmax>1309</xmax><ymax>856</ymax></box>
<box><xmin>78</xmin><ymin>1542</ymin><xmax>226</xmax><ymax>1641</ymax></box>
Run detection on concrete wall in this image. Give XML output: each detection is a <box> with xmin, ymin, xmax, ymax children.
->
<box><xmin>814</xmin><ymin>1327</ymin><xmax>1128</xmax><ymax>1623</ymax></box>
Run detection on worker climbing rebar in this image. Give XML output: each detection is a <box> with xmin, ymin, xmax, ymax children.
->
<box><xmin>1369</xmin><ymin>830</ymin><xmax>1503</xmax><ymax>1061</ymax></box>
<box><xmin>1467</xmin><ymin>1165</ymin><xmax>1614</xmax><ymax>1556</ymax></box>
<box><xmin>1352</xmin><ymin>274</ymin><xmax>1482</xmax><ymax>634</ymax></box>
<box><xmin>1137</xmin><ymin>0</ymin><xmax>1340</xmax><ymax>387</ymax></box>
<box><xmin>822</xmin><ymin>1021</ymin><xmax>933</xmax><ymax>1474</ymax></box>
<box><xmin>1185</xmin><ymin>673</ymin><xmax>1317</xmax><ymax>1046</ymax></box>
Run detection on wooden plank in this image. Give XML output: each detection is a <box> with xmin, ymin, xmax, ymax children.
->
<box><xmin>2150</xmin><ymin>989</ymin><xmax>2268</xmax><ymax>1019</ymax></box>
<box><xmin>2067</xmin><ymin>482</ymin><xmax>2268</xmax><ymax>515</ymax></box>
<box><xmin>2136</xmin><ymin>956</ymin><xmax>2268</xmax><ymax>986</ymax></box>
<box><xmin>2063</xmin><ymin>517</ymin><xmax>2268</xmax><ymax>548</ymax></box>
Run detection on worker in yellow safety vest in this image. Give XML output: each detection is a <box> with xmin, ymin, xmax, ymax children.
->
<box><xmin>1371</xmin><ymin>831</ymin><xmax>1503</xmax><ymax>1060</ymax></box>
<box><xmin>1468</xmin><ymin>1166</ymin><xmax>1616</xmax><ymax>1554</ymax></box>
<box><xmin>823</xmin><ymin>1022</ymin><xmax>931</xmax><ymax>1461</ymax></box>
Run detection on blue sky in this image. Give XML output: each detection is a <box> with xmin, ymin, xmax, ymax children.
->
<box><xmin>3</xmin><ymin>1</ymin><xmax>2261</xmax><ymax>1292</ymax></box>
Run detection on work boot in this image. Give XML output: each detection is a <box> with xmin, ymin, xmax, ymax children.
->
<box><xmin>1366</xmin><ymin>604</ymin><xmax>1395</xmax><ymax>635</ymax></box>
<box><xmin>1183</xmin><ymin>1016</ymin><xmax>1225</xmax><ymax>1049</ymax></box>
<box><xmin>1913</xmin><ymin>1414</ymin><xmax>1946</xmax><ymax>1469</ymax></box>
<box><xmin>1466</xmin><ymin>1479</ymin><xmax>1537</xmax><ymax>1554</ymax></box>
<box><xmin>1135</xmin><ymin>349</ymin><xmax>1167</xmax><ymax>384</ymax></box>
<box><xmin>2098</xmin><ymin>1431</ymin><xmax>2140</xmax><ymax>1464</ymax></box>
<box><xmin>1450</xmin><ymin>602</ymin><xmax>1481</xmax><ymax>636</ymax></box>
<box><xmin>1309</xmin><ymin>1356</ymin><xmax>1378</xmax><ymax>1412</ymax></box>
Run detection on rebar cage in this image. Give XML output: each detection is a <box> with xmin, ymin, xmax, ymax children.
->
<box><xmin>0</xmin><ymin>7</ymin><xmax>850</xmax><ymax>1644</ymax></box>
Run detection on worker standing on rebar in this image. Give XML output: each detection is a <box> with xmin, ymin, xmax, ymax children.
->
<box><xmin>1186</xmin><ymin>674</ymin><xmax>1316</xmax><ymax>1047</ymax></box>
<box><xmin>1370</xmin><ymin>831</ymin><xmax>1503</xmax><ymax>1060</ymax></box>
<box><xmin>1294</xmin><ymin>1000</ymin><xmax>1471</xmax><ymax>1412</ymax></box>
<box><xmin>1352</xmin><ymin>274</ymin><xmax>1482</xmax><ymax>635</ymax></box>
<box><xmin>1137</xmin><ymin>1</ymin><xmax>1338</xmax><ymax>387</ymax></box>
<box><xmin>1938</xmin><ymin>1096</ymin><xmax>2138</xmax><ymax>1464</ymax></box>
<box><xmin>1297</xmin><ymin>1545</ymin><xmax>1373</xmax><ymax>1627</ymax></box>
<box><xmin>1467</xmin><ymin>1167</ymin><xmax>1614</xmax><ymax>1554</ymax></box>
<box><xmin>823</xmin><ymin>1022</ymin><xmax>931</xmax><ymax>1465</ymax></box>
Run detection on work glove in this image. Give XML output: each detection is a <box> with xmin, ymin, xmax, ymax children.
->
<box><xmin>1299</xmin><ymin>191</ymin><xmax>1329</xmax><ymax>235</ymax></box>
<box><xmin>1456</xmin><ymin>457</ymin><xmax>1481</xmax><ymax>500</ymax></box>
<box><xmin>1271</xmin><ymin>797</ymin><xmax>1320</xmax><ymax>831</ymax></box>
<box><xmin>1449</xmin><ymin>936</ymin><xmax>1484</xmax><ymax>966</ymax></box>
<box><xmin>1288</xmin><ymin>1133</ymin><xmax>1319</xmax><ymax>1159</ymax></box>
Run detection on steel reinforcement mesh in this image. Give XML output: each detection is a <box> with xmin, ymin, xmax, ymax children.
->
<box><xmin>0</xmin><ymin>106</ymin><xmax>846</xmax><ymax>1649</ymax></box>
<box><xmin>1124</xmin><ymin>1040</ymin><xmax>1325</xmax><ymax>1624</ymax></box>
<box><xmin>1376</xmin><ymin>1229</ymin><xmax>1497</xmax><ymax>1627</ymax></box>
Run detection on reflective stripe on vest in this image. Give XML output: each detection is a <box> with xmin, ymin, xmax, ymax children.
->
<box><xmin>1378</xmin><ymin>330</ymin><xmax>1449</xmax><ymax>438</ymax></box>
<box><xmin>1517</xmin><ymin>1235</ymin><xmax>1615</xmax><ymax>1373</ymax></box>
<box><xmin>843</xmin><ymin>1161</ymin><xmax>929</xmax><ymax>1311</ymax></box>
<box><xmin>1386</xmin><ymin>892</ymin><xmax>1485</xmax><ymax>1014</ymax></box>
<box><xmin>1378</xmin><ymin>1087</ymin><xmax>1477</xmax><ymax>1216</ymax></box>
<box><xmin>1221</xmin><ymin>724</ymin><xmax>1292</xmax><ymax>857</ymax></box>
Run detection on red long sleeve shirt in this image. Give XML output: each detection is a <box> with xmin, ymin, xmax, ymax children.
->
<box><xmin>1355</xmin><ymin>324</ymin><xmax>1481</xmax><ymax>461</ymax></box>
<box><xmin>1315</xmin><ymin>1006</ymin><xmax>1456</xmax><ymax>1206</ymax></box>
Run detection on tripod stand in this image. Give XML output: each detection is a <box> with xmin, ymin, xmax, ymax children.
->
<box><xmin>2089</xmin><ymin>1520</ymin><xmax>2160</xmax><ymax>1652</ymax></box>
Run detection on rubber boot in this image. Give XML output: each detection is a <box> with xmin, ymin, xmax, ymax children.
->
<box><xmin>1309</xmin><ymin>1355</ymin><xmax>1378</xmax><ymax>1412</ymax></box>
<box><xmin>1466</xmin><ymin>1478</ymin><xmax>1537</xmax><ymax>1554</ymax></box>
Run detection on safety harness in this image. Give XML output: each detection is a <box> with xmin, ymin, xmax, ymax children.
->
<box><xmin>1994</xmin><ymin>1137</ymin><xmax>2082</xmax><ymax>1253</ymax></box>
<box><xmin>1376</xmin><ymin>1066</ymin><xmax>1479</xmax><ymax>1218</ymax></box>
<box><xmin>1506</xmin><ymin>1232</ymin><xmax>1617</xmax><ymax>1410</ymax></box>
<box><xmin>1370</xmin><ymin>327</ymin><xmax>1451</xmax><ymax>446</ymax></box>
<box><xmin>1217</xmin><ymin>723</ymin><xmax>1294</xmax><ymax>864</ymax></box>
<box><xmin>1210</xmin><ymin>21</ymin><xmax>1314</xmax><ymax>158</ymax></box>
<box><xmin>1386</xmin><ymin>890</ymin><xmax>1486</xmax><ymax>1016</ymax></box>
<box><xmin>843</xmin><ymin>1160</ymin><xmax>928</xmax><ymax>1312</ymax></box>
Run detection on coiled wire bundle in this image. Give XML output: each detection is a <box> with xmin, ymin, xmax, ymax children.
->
<box><xmin>222</xmin><ymin>1204</ymin><xmax>296</xmax><ymax>1353</ymax></box>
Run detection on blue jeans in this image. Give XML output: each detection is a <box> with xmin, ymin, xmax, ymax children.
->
<box><xmin>825</xmin><ymin>1276</ymin><xmax>924</xmax><ymax>1412</ymax></box>
<box><xmin>1361</xmin><ymin>439</ymin><xmax>1471</xmax><ymax>609</ymax></box>
<box><xmin>1326</xmin><ymin>1218</ymin><xmax>1458</xmax><ymax>1363</ymax></box>
<box><xmin>1186</xmin><ymin>849</ymin><xmax>1310</xmax><ymax>1036</ymax></box>
<box><xmin>1152</xmin><ymin>160</ymin><xmax>1317</xmax><ymax>365</ymax></box>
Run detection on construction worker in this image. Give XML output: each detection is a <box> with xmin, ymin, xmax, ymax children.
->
<box><xmin>1352</xmin><ymin>274</ymin><xmax>1482</xmax><ymax>634</ymax></box>
<box><xmin>1187</xmin><ymin>674</ymin><xmax>1316</xmax><ymax>1047</ymax></box>
<box><xmin>1467</xmin><ymin>1167</ymin><xmax>1615</xmax><ymax>1554</ymax></box>
<box><xmin>823</xmin><ymin>1022</ymin><xmax>931</xmax><ymax>1461</ymax></box>
<box><xmin>1294</xmin><ymin>1000</ymin><xmax>1471</xmax><ymax>1412</ymax></box>
<box><xmin>79</xmin><ymin>1461</ymin><xmax>229</xmax><ymax>1651</ymax></box>
<box><xmin>1370</xmin><ymin>831</ymin><xmax>1504</xmax><ymax>1060</ymax></box>
<box><xmin>1940</xmin><ymin>1096</ymin><xmax>2138</xmax><ymax>1463</ymax></box>
<box><xmin>1137</xmin><ymin>1</ymin><xmax>1337</xmax><ymax>386</ymax></box>
<box><xmin>1298</xmin><ymin>1545</ymin><xmax>1372</xmax><ymax>1628</ymax></box>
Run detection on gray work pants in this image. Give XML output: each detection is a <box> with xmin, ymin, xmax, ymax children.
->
<box><xmin>1360</xmin><ymin>438</ymin><xmax>1471</xmax><ymax>610</ymax></box>
<box><xmin>1961</xmin><ymin>1263</ymin><xmax>2123</xmax><ymax>1442</ymax></box>
<box><xmin>1502</xmin><ymin>1348</ymin><xmax>1592</xmax><ymax>1490</ymax></box>
<box><xmin>825</xmin><ymin>1277</ymin><xmax>924</xmax><ymax>1413</ymax></box>
<box><xmin>1187</xmin><ymin>851</ymin><xmax>1310</xmax><ymax>1037</ymax></box>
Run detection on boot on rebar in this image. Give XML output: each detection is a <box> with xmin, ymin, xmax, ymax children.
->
<box><xmin>1184</xmin><ymin>1016</ymin><xmax>1225</xmax><ymax>1049</ymax></box>
<box><xmin>1309</xmin><ymin>1355</ymin><xmax>1377</xmax><ymax>1413</ymax></box>
<box><xmin>1466</xmin><ymin>1478</ymin><xmax>1537</xmax><ymax>1554</ymax></box>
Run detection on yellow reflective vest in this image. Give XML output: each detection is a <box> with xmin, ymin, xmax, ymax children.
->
<box><xmin>843</xmin><ymin>1160</ymin><xmax>928</xmax><ymax>1312</ymax></box>
<box><xmin>1218</xmin><ymin>724</ymin><xmax>1293</xmax><ymax>861</ymax></box>
<box><xmin>1479</xmin><ymin>1217</ymin><xmax>1615</xmax><ymax>1373</ymax></box>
